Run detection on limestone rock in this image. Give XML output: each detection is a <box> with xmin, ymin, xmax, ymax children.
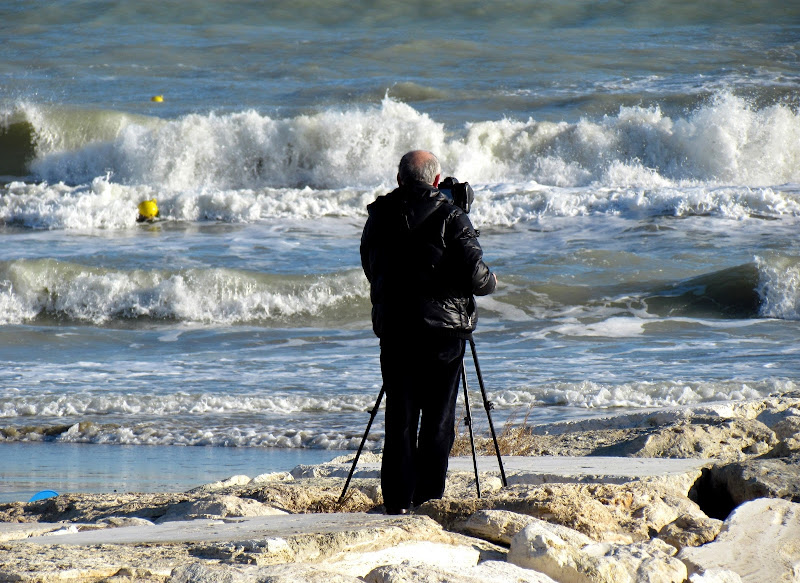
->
<box><xmin>420</xmin><ymin>481</ymin><xmax>705</xmax><ymax>543</ymax></box>
<box><xmin>158</xmin><ymin>495</ymin><xmax>287</xmax><ymax>522</ymax></box>
<box><xmin>611</xmin><ymin>419</ymin><xmax>778</xmax><ymax>460</ymax></box>
<box><xmin>326</xmin><ymin>540</ymin><xmax>482</xmax><ymax>579</ymax></box>
<box><xmin>292</xmin><ymin>452</ymin><xmax>382</xmax><ymax>480</ymax></box>
<box><xmin>189</xmin><ymin>474</ymin><xmax>252</xmax><ymax>493</ymax></box>
<box><xmin>768</xmin><ymin>415</ymin><xmax>800</xmax><ymax>456</ymax></box>
<box><xmin>8</xmin><ymin>491</ymin><xmax>196</xmax><ymax>524</ymax></box>
<box><xmin>0</xmin><ymin>521</ymin><xmax>78</xmax><ymax>542</ymax></box>
<box><xmin>754</xmin><ymin>401</ymin><xmax>800</xmax><ymax>429</ymax></box>
<box><xmin>364</xmin><ymin>559</ymin><xmax>558</xmax><ymax>582</ymax></box>
<box><xmin>170</xmin><ymin>562</ymin><xmax>363</xmax><ymax>582</ymax></box>
<box><xmin>97</xmin><ymin>516</ymin><xmax>156</xmax><ymax>528</ymax></box>
<box><xmin>471</xmin><ymin>560</ymin><xmax>560</xmax><ymax>583</ymax></box>
<box><xmin>252</xmin><ymin>471</ymin><xmax>294</xmax><ymax>483</ymax></box>
<box><xmin>771</xmin><ymin>415</ymin><xmax>800</xmax><ymax>440</ymax></box>
<box><xmin>658</xmin><ymin>513</ymin><xmax>723</xmax><ymax>550</ymax></box>
<box><xmin>709</xmin><ymin>455</ymin><xmax>800</xmax><ymax>507</ymax></box>
<box><xmin>188</xmin><ymin>514</ymin><xmax>456</xmax><ymax>566</ymax></box>
<box><xmin>0</xmin><ymin>540</ymin><xmax>184</xmax><ymax>582</ymax></box>
<box><xmin>584</xmin><ymin>539</ymin><xmax>686</xmax><ymax>583</ymax></box>
<box><xmin>508</xmin><ymin>522</ymin><xmax>686</xmax><ymax>583</ymax></box>
<box><xmin>241</xmin><ymin>478</ymin><xmax>381</xmax><ymax>514</ymax></box>
<box><xmin>444</xmin><ymin>471</ymin><xmax>504</xmax><ymax>498</ymax></box>
<box><xmin>679</xmin><ymin>498</ymin><xmax>800</xmax><ymax>583</ymax></box>
<box><xmin>689</xmin><ymin>570</ymin><xmax>744</xmax><ymax>582</ymax></box>
<box><xmin>465</xmin><ymin>509</ymin><xmax>592</xmax><ymax>546</ymax></box>
<box><xmin>1</xmin><ymin>514</ymin><xmax>463</xmax><ymax>581</ymax></box>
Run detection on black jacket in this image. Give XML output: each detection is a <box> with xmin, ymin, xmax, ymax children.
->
<box><xmin>360</xmin><ymin>181</ymin><xmax>496</xmax><ymax>338</ymax></box>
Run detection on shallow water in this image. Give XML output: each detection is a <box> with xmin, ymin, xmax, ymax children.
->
<box><xmin>0</xmin><ymin>442</ymin><xmax>344</xmax><ymax>503</ymax></box>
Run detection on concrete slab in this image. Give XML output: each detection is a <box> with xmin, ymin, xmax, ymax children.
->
<box><xmin>317</xmin><ymin>455</ymin><xmax>711</xmax><ymax>486</ymax></box>
<box><xmin>0</xmin><ymin>521</ymin><xmax>73</xmax><ymax>542</ymax></box>
<box><xmin>17</xmin><ymin>512</ymin><xmax>393</xmax><ymax>546</ymax></box>
<box><xmin>454</xmin><ymin>455</ymin><xmax>710</xmax><ymax>485</ymax></box>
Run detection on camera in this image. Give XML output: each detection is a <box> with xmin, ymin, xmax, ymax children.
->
<box><xmin>438</xmin><ymin>176</ymin><xmax>474</xmax><ymax>214</ymax></box>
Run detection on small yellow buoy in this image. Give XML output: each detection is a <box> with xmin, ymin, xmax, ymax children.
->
<box><xmin>137</xmin><ymin>199</ymin><xmax>159</xmax><ymax>222</ymax></box>
<box><xmin>150</xmin><ymin>95</ymin><xmax>164</xmax><ymax>103</ymax></box>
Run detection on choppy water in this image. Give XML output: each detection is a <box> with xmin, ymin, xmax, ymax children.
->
<box><xmin>1</xmin><ymin>0</ymin><xmax>799</xmax><ymax>500</ymax></box>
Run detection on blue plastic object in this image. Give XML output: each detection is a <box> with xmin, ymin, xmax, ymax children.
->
<box><xmin>28</xmin><ymin>490</ymin><xmax>59</xmax><ymax>502</ymax></box>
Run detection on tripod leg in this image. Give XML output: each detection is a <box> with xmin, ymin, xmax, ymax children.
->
<box><xmin>338</xmin><ymin>386</ymin><xmax>385</xmax><ymax>505</ymax></box>
<box><xmin>461</xmin><ymin>366</ymin><xmax>481</xmax><ymax>498</ymax></box>
<box><xmin>469</xmin><ymin>337</ymin><xmax>507</xmax><ymax>487</ymax></box>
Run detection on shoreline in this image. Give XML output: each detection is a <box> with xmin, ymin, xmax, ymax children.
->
<box><xmin>1</xmin><ymin>394</ymin><xmax>799</xmax><ymax>582</ymax></box>
<box><xmin>0</xmin><ymin>442</ymin><xmax>347</xmax><ymax>505</ymax></box>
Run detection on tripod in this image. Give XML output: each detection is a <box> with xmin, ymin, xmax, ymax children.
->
<box><xmin>338</xmin><ymin>336</ymin><xmax>507</xmax><ymax>505</ymax></box>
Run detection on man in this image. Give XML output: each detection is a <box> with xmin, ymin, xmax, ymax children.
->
<box><xmin>360</xmin><ymin>150</ymin><xmax>496</xmax><ymax>514</ymax></box>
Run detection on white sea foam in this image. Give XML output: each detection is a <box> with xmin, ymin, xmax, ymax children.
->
<box><xmin>537</xmin><ymin>316</ymin><xmax>647</xmax><ymax>338</ymax></box>
<box><xmin>0</xmin><ymin>259</ymin><xmax>369</xmax><ymax>325</ymax></box>
<box><xmin>28</xmin><ymin>99</ymin><xmax>446</xmax><ymax>191</ymax></box>
<box><xmin>2</xmin><ymin>378</ymin><xmax>794</xmax><ymax>448</ymax></box>
<box><xmin>756</xmin><ymin>254</ymin><xmax>800</xmax><ymax>320</ymax></box>
<box><xmin>4</xmin><ymin>94</ymin><xmax>800</xmax><ymax>231</ymax></box>
<box><xmin>489</xmin><ymin>379</ymin><xmax>798</xmax><ymax>411</ymax></box>
<box><xmin>0</xmin><ymin>390</ymin><xmax>377</xmax><ymax>418</ymax></box>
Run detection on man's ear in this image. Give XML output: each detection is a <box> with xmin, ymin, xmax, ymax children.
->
<box><xmin>433</xmin><ymin>174</ymin><xmax>441</xmax><ymax>188</ymax></box>
<box><xmin>397</xmin><ymin>173</ymin><xmax>403</xmax><ymax>186</ymax></box>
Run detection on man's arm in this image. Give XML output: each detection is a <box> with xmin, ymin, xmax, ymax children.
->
<box><xmin>449</xmin><ymin>211</ymin><xmax>496</xmax><ymax>296</ymax></box>
<box><xmin>360</xmin><ymin>217</ymin><xmax>373</xmax><ymax>284</ymax></box>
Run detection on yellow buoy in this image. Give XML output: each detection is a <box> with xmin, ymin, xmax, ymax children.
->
<box><xmin>137</xmin><ymin>199</ymin><xmax>159</xmax><ymax>222</ymax></box>
<box><xmin>150</xmin><ymin>95</ymin><xmax>164</xmax><ymax>103</ymax></box>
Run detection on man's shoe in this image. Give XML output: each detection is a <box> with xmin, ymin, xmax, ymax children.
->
<box><xmin>384</xmin><ymin>507</ymin><xmax>409</xmax><ymax>515</ymax></box>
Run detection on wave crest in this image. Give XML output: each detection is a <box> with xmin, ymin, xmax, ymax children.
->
<box><xmin>0</xmin><ymin>259</ymin><xmax>368</xmax><ymax>325</ymax></box>
<box><xmin>7</xmin><ymin>93</ymin><xmax>798</xmax><ymax>191</ymax></box>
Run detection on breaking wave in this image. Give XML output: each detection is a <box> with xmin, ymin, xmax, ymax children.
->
<box><xmin>0</xmin><ymin>258</ymin><xmax>368</xmax><ymax>326</ymax></box>
<box><xmin>1</xmin><ymin>93</ymin><xmax>799</xmax><ymax>230</ymax></box>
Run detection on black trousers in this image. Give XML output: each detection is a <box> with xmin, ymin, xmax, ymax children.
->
<box><xmin>379</xmin><ymin>334</ymin><xmax>466</xmax><ymax>510</ymax></box>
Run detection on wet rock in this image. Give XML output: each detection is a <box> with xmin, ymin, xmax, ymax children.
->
<box><xmin>679</xmin><ymin>498</ymin><xmax>800</xmax><ymax>583</ymax></box>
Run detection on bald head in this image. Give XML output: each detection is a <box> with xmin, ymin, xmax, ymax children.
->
<box><xmin>397</xmin><ymin>150</ymin><xmax>441</xmax><ymax>187</ymax></box>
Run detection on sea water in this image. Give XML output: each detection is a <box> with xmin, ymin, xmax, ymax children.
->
<box><xmin>1</xmin><ymin>0</ymin><xmax>799</xmax><ymax>502</ymax></box>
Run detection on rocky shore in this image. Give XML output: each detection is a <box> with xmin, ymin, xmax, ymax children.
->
<box><xmin>1</xmin><ymin>395</ymin><xmax>799</xmax><ymax>582</ymax></box>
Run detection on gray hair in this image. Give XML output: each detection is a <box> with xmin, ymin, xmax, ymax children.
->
<box><xmin>398</xmin><ymin>151</ymin><xmax>441</xmax><ymax>185</ymax></box>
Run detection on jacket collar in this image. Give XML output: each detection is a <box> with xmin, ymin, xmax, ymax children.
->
<box><xmin>388</xmin><ymin>181</ymin><xmax>446</xmax><ymax>231</ymax></box>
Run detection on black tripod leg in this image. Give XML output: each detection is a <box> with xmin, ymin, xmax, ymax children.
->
<box><xmin>461</xmin><ymin>365</ymin><xmax>481</xmax><ymax>498</ymax></box>
<box><xmin>469</xmin><ymin>337</ymin><xmax>507</xmax><ymax>487</ymax></box>
<box><xmin>338</xmin><ymin>386</ymin><xmax>385</xmax><ymax>505</ymax></box>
